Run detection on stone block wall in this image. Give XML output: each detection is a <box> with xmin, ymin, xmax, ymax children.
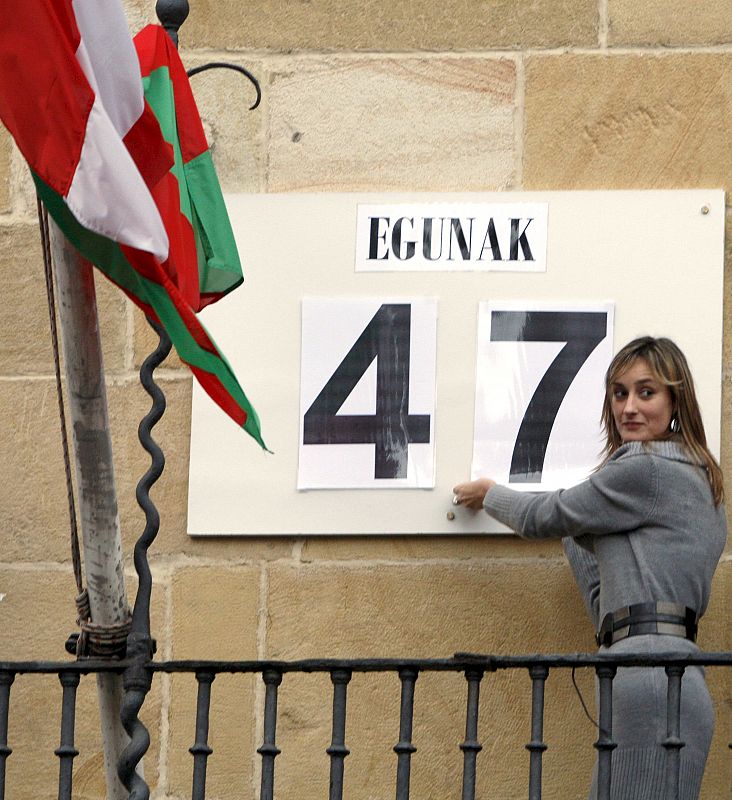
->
<box><xmin>0</xmin><ymin>1</ymin><xmax>729</xmax><ymax>798</ymax></box>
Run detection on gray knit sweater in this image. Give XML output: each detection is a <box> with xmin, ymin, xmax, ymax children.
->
<box><xmin>483</xmin><ymin>440</ymin><xmax>726</xmax><ymax>628</ymax></box>
<box><xmin>484</xmin><ymin>440</ymin><xmax>727</xmax><ymax>799</ymax></box>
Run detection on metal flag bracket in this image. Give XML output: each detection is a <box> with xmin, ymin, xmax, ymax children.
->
<box><xmin>187</xmin><ymin>62</ymin><xmax>261</xmax><ymax>111</ymax></box>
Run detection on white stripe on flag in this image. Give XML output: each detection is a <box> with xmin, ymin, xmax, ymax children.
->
<box><xmin>66</xmin><ymin>97</ymin><xmax>168</xmax><ymax>259</ymax></box>
<box><xmin>68</xmin><ymin>0</ymin><xmax>168</xmax><ymax>260</ymax></box>
<box><xmin>72</xmin><ymin>0</ymin><xmax>145</xmax><ymax>137</ymax></box>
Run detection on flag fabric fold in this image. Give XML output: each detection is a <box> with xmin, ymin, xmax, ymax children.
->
<box><xmin>0</xmin><ymin>1</ymin><xmax>266</xmax><ymax>449</ymax></box>
<box><xmin>134</xmin><ymin>24</ymin><xmax>243</xmax><ymax>312</ymax></box>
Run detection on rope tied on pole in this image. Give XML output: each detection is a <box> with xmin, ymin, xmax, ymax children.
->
<box><xmin>75</xmin><ymin>588</ymin><xmax>132</xmax><ymax>659</ymax></box>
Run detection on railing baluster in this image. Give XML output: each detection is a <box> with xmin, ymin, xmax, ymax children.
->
<box><xmin>55</xmin><ymin>671</ymin><xmax>80</xmax><ymax>800</ymax></box>
<box><xmin>594</xmin><ymin>664</ymin><xmax>617</xmax><ymax>800</ymax></box>
<box><xmin>327</xmin><ymin>669</ymin><xmax>351</xmax><ymax>800</ymax></box>
<box><xmin>394</xmin><ymin>667</ymin><xmax>418</xmax><ymax>800</ymax></box>
<box><xmin>0</xmin><ymin>672</ymin><xmax>14</xmax><ymax>800</ymax></box>
<box><xmin>526</xmin><ymin>665</ymin><xmax>549</xmax><ymax>800</ymax></box>
<box><xmin>258</xmin><ymin>669</ymin><xmax>282</xmax><ymax>800</ymax></box>
<box><xmin>663</xmin><ymin>665</ymin><xmax>686</xmax><ymax>800</ymax></box>
<box><xmin>459</xmin><ymin>668</ymin><xmax>483</xmax><ymax>800</ymax></box>
<box><xmin>190</xmin><ymin>670</ymin><xmax>215</xmax><ymax>800</ymax></box>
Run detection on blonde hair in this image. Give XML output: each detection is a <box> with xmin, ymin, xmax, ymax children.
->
<box><xmin>600</xmin><ymin>337</ymin><xmax>724</xmax><ymax>505</ymax></box>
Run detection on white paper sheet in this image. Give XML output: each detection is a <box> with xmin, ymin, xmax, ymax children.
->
<box><xmin>298</xmin><ymin>297</ymin><xmax>438</xmax><ymax>489</ymax></box>
<box><xmin>471</xmin><ymin>301</ymin><xmax>615</xmax><ymax>491</ymax></box>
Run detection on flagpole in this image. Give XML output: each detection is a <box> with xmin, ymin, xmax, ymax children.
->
<box><xmin>48</xmin><ymin>221</ymin><xmax>134</xmax><ymax>800</ymax></box>
<box><xmin>155</xmin><ymin>0</ymin><xmax>189</xmax><ymax>46</ymax></box>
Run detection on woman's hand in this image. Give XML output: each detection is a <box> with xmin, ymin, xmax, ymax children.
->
<box><xmin>452</xmin><ymin>478</ymin><xmax>496</xmax><ymax>510</ymax></box>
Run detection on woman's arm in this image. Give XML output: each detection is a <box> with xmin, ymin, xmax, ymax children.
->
<box><xmin>457</xmin><ymin>452</ymin><xmax>659</xmax><ymax>539</ymax></box>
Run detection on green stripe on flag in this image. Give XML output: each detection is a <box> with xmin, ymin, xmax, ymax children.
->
<box><xmin>140</xmin><ymin>280</ymin><xmax>263</xmax><ymax>444</ymax></box>
<box><xmin>185</xmin><ymin>149</ymin><xmax>242</xmax><ymax>297</ymax></box>
<box><xmin>35</xmin><ymin>173</ymin><xmax>266</xmax><ymax>449</ymax></box>
<box><xmin>142</xmin><ymin>66</ymin><xmax>192</xmax><ymax>226</ymax></box>
<box><xmin>142</xmin><ymin>65</ymin><xmax>242</xmax><ymax>303</ymax></box>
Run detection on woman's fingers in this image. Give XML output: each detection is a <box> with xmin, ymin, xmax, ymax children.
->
<box><xmin>452</xmin><ymin>479</ymin><xmax>493</xmax><ymax>510</ymax></box>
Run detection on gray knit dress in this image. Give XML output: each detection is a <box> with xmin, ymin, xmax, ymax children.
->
<box><xmin>483</xmin><ymin>440</ymin><xmax>727</xmax><ymax>800</ymax></box>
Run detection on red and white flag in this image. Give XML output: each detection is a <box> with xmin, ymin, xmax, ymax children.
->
<box><xmin>0</xmin><ymin>0</ymin><xmax>169</xmax><ymax>259</ymax></box>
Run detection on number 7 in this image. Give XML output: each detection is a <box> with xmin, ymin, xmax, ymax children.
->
<box><xmin>490</xmin><ymin>310</ymin><xmax>608</xmax><ymax>483</ymax></box>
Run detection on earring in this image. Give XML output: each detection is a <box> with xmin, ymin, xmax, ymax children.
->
<box><xmin>670</xmin><ymin>416</ymin><xmax>680</xmax><ymax>433</ymax></box>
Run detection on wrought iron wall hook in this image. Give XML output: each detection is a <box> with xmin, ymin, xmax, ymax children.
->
<box><xmin>156</xmin><ymin>0</ymin><xmax>262</xmax><ymax>110</ymax></box>
<box><xmin>187</xmin><ymin>62</ymin><xmax>262</xmax><ymax>111</ymax></box>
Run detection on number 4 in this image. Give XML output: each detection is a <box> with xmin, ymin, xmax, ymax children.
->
<box><xmin>303</xmin><ymin>304</ymin><xmax>431</xmax><ymax>479</ymax></box>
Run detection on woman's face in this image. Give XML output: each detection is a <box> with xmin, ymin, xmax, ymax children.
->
<box><xmin>610</xmin><ymin>357</ymin><xmax>674</xmax><ymax>443</ymax></box>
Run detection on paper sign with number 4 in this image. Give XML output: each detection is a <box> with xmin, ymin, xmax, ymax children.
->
<box><xmin>472</xmin><ymin>301</ymin><xmax>614</xmax><ymax>491</ymax></box>
<box><xmin>298</xmin><ymin>298</ymin><xmax>437</xmax><ymax>489</ymax></box>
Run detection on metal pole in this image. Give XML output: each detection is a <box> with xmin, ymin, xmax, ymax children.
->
<box><xmin>190</xmin><ymin>671</ymin><xmax>216</xmax><ymax>800</ymax></box>
<box><xmin>0</xmin><ymin>672</ymin><xmax>13</xmax><ymax>800</ymax></box>
<box><xmin>394</xmin><ymin>667</ymin><xmax>418</xmax><ymax>800</ymax></box>
<box><xmin>327</xmin><ymin>669</ymin><xmax>352</xmax><ymax>800</ymax></box>
<box><xmin>526</xmin><ymin>665</ymin><xmax>548</xmax><ymax>800</ymax></box>
<box><xmin>663</xmin><ymin>665</ymin><xmax>686</xmax><ymax>800</ymax></box>
<box><xmin>594</xmin><ymin>664</ymin><xmax>617</xmax><ymax>800</ymax></box>
<box><xmin>56</xmin><ymin>671</ymin><xmax>81</xmax><ymax>800</ymax></box>
<box><xmin>48</xmin><ymin>221</ymin><xmax>132</xmax><ymax>800</ymax></box>
<box><xmin>258</xmin><ymin>669</ymin><xmax>283</xmax><ymax>800</ymax></box>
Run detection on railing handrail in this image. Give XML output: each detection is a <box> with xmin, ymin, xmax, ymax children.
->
<box><xmin>2</xmin><ymin>651</ymin><xmax>731</xmax><ymax>676</ymax></box>
<box><xmin>149</xmin><ymin>652</ymin><xmax>732</xmax><ymax>672</ymax></box>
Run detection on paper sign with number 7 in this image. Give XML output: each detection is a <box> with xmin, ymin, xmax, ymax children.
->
<box><xmin>471</xmin><ymin>301</ymin><xmax>614</xmax><ymax>491</ymax></box>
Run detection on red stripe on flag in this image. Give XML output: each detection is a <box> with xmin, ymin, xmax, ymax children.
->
<box><xmin>0</xmin><ymin>0</ymin><xmax>93</xmax><ymax>196</ymax></box>
<box><xmin>188</xmin><ymin>365</ymin><xmax>248</xmax><ymax>427</ymax></box>
<box><xmin>164</xmin><ymin>277</ymin><xmax>220</xmax><ymax>356</ymax></box>
<box><xmin>199</xmin><ymin>287</ymin><xmax>243</xmax><ymax>311</ymax></box>
<box><xmin>118</xmin><ymin>244</ymin><xmax>162</xmax><ymax>284</ymax></box>
<box><xmin>116</xmin><ymin>75</ymin><xmax>200</xmax><ymax>310</ymax></box>
<box><xmin>134</xmin><ymin>25</ymin><xmax>208</xmax><ymax>164</ymax></box>
<box><xmin>117</xmin><ymin>163</ymin><xmax>201</xmax><ymax>311</ymax></box>
<box><xmin>150</xmin><ymin>172</ymin><xmax>201</xmax><ymax>310</ymax></box>
<box><xmin>122</xmin><ymin>100</ymin><xmax>174</xmax><ymax>190</ymax></box>
<box><xmin>119</xmin><ymin>242</ymin><xmax>220</xmax><ymax>357</ymax></box>
<box><xmin>98</xmin><ymin>271</ymin><xmax>247</xmax><ymax>427</ymax></box>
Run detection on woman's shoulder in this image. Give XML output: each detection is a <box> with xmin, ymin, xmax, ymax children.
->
<box><xmin>602</xmin><ymin>439</ymin><xmax>715</xmax><ymax>509</ymax></box>
<box><xmin>607</xmin><ymin>438</ymin><xmax>701</xmax><ymax>467</ymax></box>
<box><xmin>594</xmin><ymin>443</ymin><xmax>660</xmax><ymax>495</ymax></box>
<box><xmin>594</xmin><ymin>439</ymin><xmax>693</xmax><ymax>498</ymax></box>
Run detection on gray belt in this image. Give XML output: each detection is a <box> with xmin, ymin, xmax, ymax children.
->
<box><xmin>596</xmin><ymin>602</ymin><xmax>698</xmax><ymax>647</ymax></box>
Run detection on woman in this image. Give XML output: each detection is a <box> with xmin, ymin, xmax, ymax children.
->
<box><xmin>453</xmin><ymin>336</ymin><xmax>726</xmax><ymax>800</ymax></box>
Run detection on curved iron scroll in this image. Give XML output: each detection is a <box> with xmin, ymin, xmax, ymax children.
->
<box><xmin>117</xmin><ymin>3</ymin><xmax>260</xmax><ymax>794</ymax></box>
<box><xmin>156</xmin><ymin>0</ymin><xmax>262</xmax><ymax>109</ymax></box>
<box><xmin>187</xmin><ymin>62</ymin><xmax>262</xmax><ymax>111</ymax></box>
<box><xmin>118</xmin><ymin>318</ymin><xmax>171</xmax><ymax>799</ymax></box>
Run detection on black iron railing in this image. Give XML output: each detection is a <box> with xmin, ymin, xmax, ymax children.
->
<box><xmin>0</xmin><ymin>653</ymin><xmax>729</xmax><ymax>800</ymax></box>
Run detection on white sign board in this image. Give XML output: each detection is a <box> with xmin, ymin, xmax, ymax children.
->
<box><xmin>187</xmin><ymin>190</ymin><xmax>724</xmax><ymax>536</ymax></box>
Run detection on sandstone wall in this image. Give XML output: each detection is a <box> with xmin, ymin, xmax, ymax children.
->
<box><xmin>0</xmin><ymin>1</ymin><xmax>729</xmax><ymax>798</ymax></box>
